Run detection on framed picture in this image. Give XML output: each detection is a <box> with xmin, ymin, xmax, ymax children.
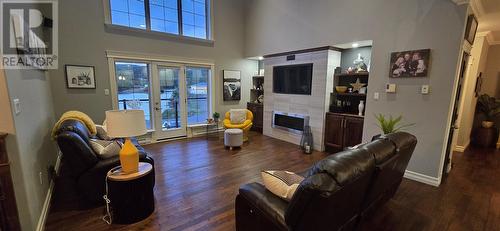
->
<box><xmin>65</xmin><ymin>65</ymin><xmax>96</xmax><ymax>89</ymax></box>
<box><xmin>465</xmin><ymin>15</ymin><xmax>478</xmax><ymax>45</ymax></box>
<box><xmin>389</xmin><ymin>49</ymin><xmax>431</xmax><ymax>78</ymax></box>
<box><xmin>223</xmin><ymin>70</ymin><xmax>241</xmax><ymax>101</ymax></box>
<box><xmin>474</xmin><ymin>72</ymin><xmax>483</xmax><ymax>97</ymax></box>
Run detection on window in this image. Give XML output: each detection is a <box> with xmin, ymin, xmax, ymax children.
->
<box><xmin>108</xmin><ymin>0</ymin><xmax>210</xmax><ymax>40</ymax></box>
<box><xmin>186</xmin><ymin>66</ymin><xmax>210</xmax><ymax>124</ymax></box>
<box><xmin>114</xmin><ymin>61</ymin><xmax>153</xmax><ymax>129</ymax></box>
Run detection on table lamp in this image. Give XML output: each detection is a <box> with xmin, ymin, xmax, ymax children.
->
<box><xmin>105</xmin><ymin>110</ymin><xmax>147</xmax><ymax>174</ymax></box>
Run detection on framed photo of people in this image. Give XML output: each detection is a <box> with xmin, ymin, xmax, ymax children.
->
<box><xmin>389</xmin><ymin>49</ymin><xmax>431</xmax><ymax>78</ymax></box>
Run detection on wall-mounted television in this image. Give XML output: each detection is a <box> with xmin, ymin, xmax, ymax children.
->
<box><xmin>273</xmin><ymin>63</ymin><xmax>313</xmax><ymax>95</ymax></box>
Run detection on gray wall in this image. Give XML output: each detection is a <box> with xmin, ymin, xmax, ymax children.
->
<box><xmin>49</xmin><ymin>0</ymin><xmax>257</xmax><ymax>123</ymax></box>
<box><xmin>4</xmin><ymin>69</ymin><xmax>57</xmax><ymax>231</ymax></box>
<box><xmin>245</xmin><ymin>0</ymin><xmax>467</xmax><ymax>180</ymax></box>
<box><xmin>340</xmin><ymin>46</ymin><xmax>372</xmax><ymax>72</ymax></box>
<box><xmin>481</xmin><ymin>44</ymin><xmax>500</xmax><ymax>98</ymax></box>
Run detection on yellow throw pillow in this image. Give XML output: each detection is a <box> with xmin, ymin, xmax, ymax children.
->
<box><xmin>261</xmin><ymin>170</ymin><xmax>304</xmax><ymax>201</ymax></box>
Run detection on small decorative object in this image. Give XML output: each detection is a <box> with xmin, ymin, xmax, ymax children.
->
<box><xmin>474</xmin><ymin>72</ymin><xmax>482</xmax><ymax>97</ymax></box>
<box><xmin>465</xmin><ymin>14</ymin><xmax>478</xmax><ymax>45</ymax></box>
<box><xmin>105</xmin><ymin>110</ymin><xmax>148</xmax><ymax>174</ymax></box>
<box><xmin>390</xmin><ymin>49</ymin><xmax>431</xmax><ymax>78</ymax></box>
<box><xmin>207</xmin><ymin>118</ymin><xmax>214</xmax><ymax>124</ymax></box>
<box><xmin>213</xmin><ymin>112</ymin><xmax>220</xmax><ymax>122</ymax></box>
<box><xmin>353</xmin><ymin>53</ymin><xmax>368</xmax><ymax>73</ymax></box>
<box><xmin>300</xmin><ymin>125</ymin><xmax>313</xmax><ymax>154</ymax></box>
<box><xmin>223</xmin><ymin>70</ymin><xmax>241</xmax><ymax>101</ymax></box>
<box><xmin>65</xmin><ymin>65</ymin><xmax>96</xmax><ymax>89</ymax></box>
<box><xmin>476</xmin><ymin>94</ymin><xmax>500</xmax><ymax>128</ymax></box>
<box><xmin>346</xmin><ymin>67</ymin><xmax>354</xmax><ymax>74</ymax></box>
<box><xmin>257</xmin><ymin>94</ymin><xmax>264</xmax><ymax>104</ymax></box>
<box><xmin>348</xmin><ymin>87</ymin><xmax>353</xmax><ymax>93</ymax></box>
<box><xmin>334</xmin><ymin>67</ymin><xmax>342</xmax><ymax>75</ymax></box>
<box><xmin>358</xmin><ymin>100</ymin><xmax>365</xmax><ymax>116</ymax></box>
<box><xmin>335</xmin><ymin>86</ymin><xmax>348</xmax><ymax>93</ymax></box>
<box><xmin>350</xmin><ymin>78</ymin><xmax>366</xmax><ymax>92</ymax></box>
<box><xmin>375</xmin><ymin>114</ymin><xmax>415</xmax><ymax>134</ymax></box>
<box><xmin>359</xmin><ymin>87</ymin><xmax>367</xmax><ymax>94</ymax></box>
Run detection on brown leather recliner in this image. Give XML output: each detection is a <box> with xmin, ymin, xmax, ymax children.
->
<box><xmin>235</xmin><ymin>132</ymin><xmax>417</xmax><ymax>231</ymax></box>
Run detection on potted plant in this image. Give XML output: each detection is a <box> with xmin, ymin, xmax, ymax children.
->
<box><xmin>477</xmin><ymin>94</ymin><xmax>500</xmax><ymax>128</ymax></box>
<box><xmin>213</xmin><ymin>112</ymin><xmax>220</xmax><ymax>122</ymax></box>
<box><xmin>373</xmin><ymin>114</ymin><xmax>414</xmax><ymax>139</ymax></box>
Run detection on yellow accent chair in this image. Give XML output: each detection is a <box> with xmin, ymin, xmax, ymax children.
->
<box><xmin>223</xmin><ymin>110</ymin><xmax>253</xmax><ymax>141</ymax></box>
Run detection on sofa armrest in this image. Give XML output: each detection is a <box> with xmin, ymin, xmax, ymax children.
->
<box><xmin>237</xmin><ymin>183</ymin><xmax>288</xmax><ymax>230</ymax></box>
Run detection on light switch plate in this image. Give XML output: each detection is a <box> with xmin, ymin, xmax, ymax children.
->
<box><xmin>385</xmin><ymin>83</ymin><xmax>396</xmax><ymax>93</ymax></box>
<box><xmin>374</xmin><ymin>92</ymin><xmax>380</xmax><ymax>100</ymax></box>
<box><xmin>13</xmin><ymin>98</ymin><xmax>21</xmax><ymax>115</ymax></box>
<box><xmin>421</xmin><ymin>85</ymin><xmax>430</xmax><ymax>94</ymax></box>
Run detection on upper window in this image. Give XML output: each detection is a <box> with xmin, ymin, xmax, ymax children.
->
<box><xmin>108</xmin><ymin>0</ymin><xmax>210</xmax><ymax>40</ymax></box>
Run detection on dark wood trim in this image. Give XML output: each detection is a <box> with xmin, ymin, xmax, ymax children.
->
<box><xmin>263</xmin><ymin>46</ymin><xmax>343</xmax><ymax>58</ymax></box>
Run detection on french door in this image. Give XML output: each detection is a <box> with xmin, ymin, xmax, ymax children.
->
<box><xmin>111</xmin><ymin>57</ymin><xmax>213</xmax><ymax>141</ymax></box>
<box><xmin>152</xmin><ymin>64</ymin><xmax>187</xmax><ymax>140</ymax></box>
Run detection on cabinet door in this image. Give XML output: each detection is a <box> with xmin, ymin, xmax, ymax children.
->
<box><xmin>324</xmin><ymin>113</ymin><xmax>344</xmax><ymax>152</ymax></box>
<box><xmin>253</xmin><ymin>105</ymin><xmax>263</xmax><ymax>128</ymax></box>
<box><xmin>343</xmin><ymin>116</ymin><xmax>364</xmax><ymax>148</ymax></box>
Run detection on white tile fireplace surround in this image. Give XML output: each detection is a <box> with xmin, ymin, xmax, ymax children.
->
<box><xmin>263</xmin><ymin>48</ymin><xmax>341</xmax><ymax>151</ymax></box>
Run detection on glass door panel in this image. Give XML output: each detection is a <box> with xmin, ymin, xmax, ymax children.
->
<box><xmin>152</xmin><ymin>65</ymin><xmax>187</xmax><ymax>139</ymax></box>
<box><xmin>186</xmin><ymin>66</ymin><xmax>210</xmax><ymax>125</ymax></box>
<box><xmin>115</xmin><ymin>61</ymin><xmax>152</xmax><ymax>129</ymax></box>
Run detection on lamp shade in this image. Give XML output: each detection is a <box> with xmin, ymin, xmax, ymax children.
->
<box><xmin>105</xmin><ymin>110</ymin><xmax>147</xmax><ymax>138</ymax></box>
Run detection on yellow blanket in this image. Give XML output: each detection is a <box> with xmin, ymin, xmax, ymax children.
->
<box><xmin>51</xmin><ymin>111</ymin><xmax>97</xmax><ymax>139</ymax></box>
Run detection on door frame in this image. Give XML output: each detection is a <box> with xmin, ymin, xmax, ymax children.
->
<box><xmin>151</xmin><ymin>63</ymin><xmax>187</xmax><ymax>140</ymax></box>
<box><xmin>106</xmin><ymin>51</ymin><xmax>216</xmax><ymax>141</ymax></box>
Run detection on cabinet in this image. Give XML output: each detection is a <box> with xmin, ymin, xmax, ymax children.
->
<box><xmin>247</xmin><ymin>102</ymin><xmax>263</xmax><ymax>133</ymax></box>
<box><xmin>324</xmin><ymin>113</ymin><xmax>364</xmax><ymax>153</ymax></box>
<box><xmin>0</xmin><ymin>133</ymin><xmax>21</xmax><ymax>231</ymax></box>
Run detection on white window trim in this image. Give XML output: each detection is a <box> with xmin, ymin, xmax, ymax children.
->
<box><xmin>107</xmin><ymin>51</ymin><xmax>215</xmax><ymax>129</ymax></box>
<box><xmin>102</xmin><ymin>0</ymin><xmax>215</xmax><ymax>42</ymax></box>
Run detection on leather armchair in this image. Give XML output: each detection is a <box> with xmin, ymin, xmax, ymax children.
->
<box><xmin>55</xmin><ymin>119</ymin><xmax>154</xmax><ymax>205</ymax></box>
<box><xmin>235</xmin><ymin>132</ymin><xmax>417</xmax><ymax>231</ymax></box>
<box><xmin>223</xmin><ymin>110</ymin><xmax>253</xmax><ymax>141</ymax></box>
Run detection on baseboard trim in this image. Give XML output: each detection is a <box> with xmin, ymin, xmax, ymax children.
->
<box><xmin>36</xmin><ymin>152</ymin><xmax>62</xmax><ymax>231</ymax></box>
<box><xmin>404</xmin><ymin>170</ymin><xmax>441</xmax><ymax>187</ymax></box>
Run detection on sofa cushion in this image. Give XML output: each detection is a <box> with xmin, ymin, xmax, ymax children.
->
<box><xmin>261</xmin><ymin>170</ymin><xmax>304</xmax><ymax>201</ymax></box>
<box><xmin>230</xmin><ymin>109</ymin><xmax>247</xmax><ymax>124</ymax></box>
<box><xmin>358</xmin><ymin>139</ymin><xmax>396</xmax><ymax>164</ymax></box>
<box><xmin>95</xmin><ymin>125</ymin><xmax>112</xmax><ymax>141</ymax></box>
<box><xmin>89</xmin><ymin>139</ymin><xmax>122</xmax><ymax>159</ymax></box>
<box><xmin>306</xmin><ymin>148</ymin><xmax>375</xmax><ymax>186</ymax></box>
<box><xmin>239</xmin><ymin>182</ymin><xmax>288</xmax><ymax>229</ymax></box>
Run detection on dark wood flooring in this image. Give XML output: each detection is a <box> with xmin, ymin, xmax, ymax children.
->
<box><xmin>45</xmin><ymin>132</ymin><xmax>500</xmax><ymax>231</ymax></box>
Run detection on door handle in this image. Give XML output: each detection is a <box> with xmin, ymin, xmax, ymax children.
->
<box><xmin>155</xmin><ymin>107</ymin><xmax>160</xmax><ymax>111</ymax></box>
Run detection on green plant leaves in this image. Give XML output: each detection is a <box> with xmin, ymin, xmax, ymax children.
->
<box><xmin>375</xmin><ymin>113</ymin><xmax>415</xmax><ymax>134</ymax></box>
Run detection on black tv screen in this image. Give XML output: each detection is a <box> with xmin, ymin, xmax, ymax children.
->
<box><xmin>273</xmin><ymin>63</ymin><xmax>313</xmax><ymax>95</ymax></box>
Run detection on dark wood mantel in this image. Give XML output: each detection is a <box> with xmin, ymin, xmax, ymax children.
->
<box><xmin>0</xmin><ymin>133</ymin><xmax>21</xmax><ymax>231</ymax></box>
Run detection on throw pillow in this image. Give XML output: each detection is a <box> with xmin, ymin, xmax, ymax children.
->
<box><xmin>95</xmin><ymin>125</ymin><xmax>112</xmax><ymax>140</ymax></box>
<box><xmin>261</xmin><ymin>170</ymin><xmax>304</xmax><ymax>201</ymax></box>
<box><xmin>89</xmin><ymin>139</ymin><xmax>122</xmax><ymax>159</ymax></box>
<box><xmin>230</xmin><ymin>109</ymin><xmax>247</xmax><ymax>124</ymax></box>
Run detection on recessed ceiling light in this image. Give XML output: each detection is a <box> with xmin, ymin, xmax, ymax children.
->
<box><xmin>258</xmin><ymin>56</ymin><xmax>264</xmax><ymax>60</ymax></box>
<box><xmin>352</xmin><ymin>43</ymin><xmax>359</xmax><ymax>48</ymax></box>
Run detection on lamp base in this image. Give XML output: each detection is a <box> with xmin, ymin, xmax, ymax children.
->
<box><xmin>120</xmin><ymin>138</ymin><xmax>139</xmax><ymax>174</ymax></box>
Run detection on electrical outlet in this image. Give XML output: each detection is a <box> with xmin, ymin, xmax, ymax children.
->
<box><xmin>39</xmin><ymin>172</ymin><xmax>43</xmax><ymax>185</ymax></box>
<box><xmin>104</xmin><ymin>89</ymin><xmax>110</xmax><ymax>96</ymax></box>
<box><xmin>421</xmin><ymin>85</ymin><xmax>430</xmax><ymax>94</ymax></box>
<box><xmin>13</xmin><ymin>98</ymin><xmax>21</xmax><ymax>115</ymax></box>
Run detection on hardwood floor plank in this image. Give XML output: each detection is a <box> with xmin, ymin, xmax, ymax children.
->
<box><xmin>46</xmin><ymin>133</ymin><xmax>500</xmax><ymax>231</ymax></box>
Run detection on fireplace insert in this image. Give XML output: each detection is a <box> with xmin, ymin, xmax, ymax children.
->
<box><xmin>272</xmin><ymin>111</ymin><xmax>310</xmax><ymax>133</ymax></box>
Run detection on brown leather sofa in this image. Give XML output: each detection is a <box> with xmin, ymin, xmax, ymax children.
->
<box><xmin>235</xmin><ymin>132</ymin><xmax>417</xmax><ymax>231</ymax></box>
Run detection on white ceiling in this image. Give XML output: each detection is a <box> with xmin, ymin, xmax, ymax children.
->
<box><xmin>473</xmin><ymin>0</ymin><xmax>500</xmax><ymax>43</ymax></box>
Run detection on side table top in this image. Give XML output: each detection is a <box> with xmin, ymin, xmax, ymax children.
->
<box><xmin>107</xmin><ymin>162</ymin><xmax>152</xmax><ymax>181</ymax></box>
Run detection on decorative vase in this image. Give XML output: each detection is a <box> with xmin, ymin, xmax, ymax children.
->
<box><xmin>482</xmin><ymin>121</ymin><xmax>494</xmax><ymax>128</ymax></box>
<box><xmin>300</xmin><ymin>125</ymin><xmax>314</xmax><ymax>154</ymax></box>
<box><xmin>358</xmin><ymin>100</ymin><xmax>365</xmax><ymax>116</ymax></box>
